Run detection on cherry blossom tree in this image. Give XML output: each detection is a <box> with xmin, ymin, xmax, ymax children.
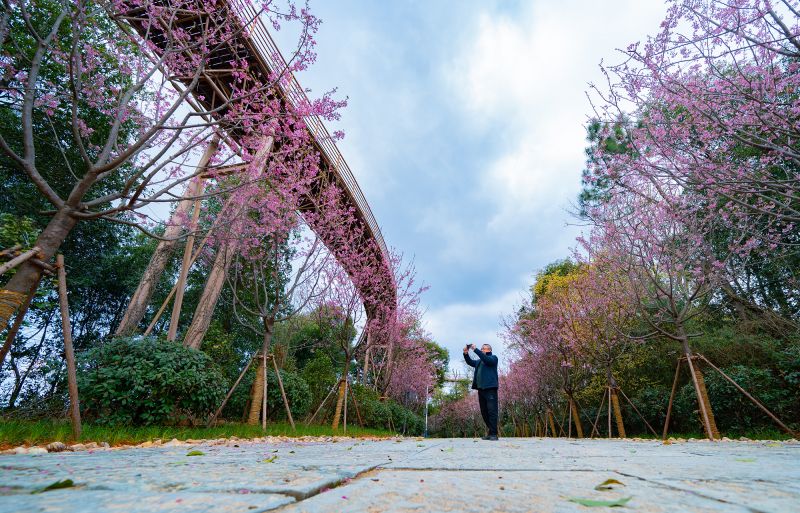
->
<box><xmin>586</xmin><ymin>0</ymin><xmax>800</xmax><ymax>323</ymax></box>
<box><xmin>0</xmin><ymin>0</ymin><xmax>344</xmax><ymax>334</ymax></box>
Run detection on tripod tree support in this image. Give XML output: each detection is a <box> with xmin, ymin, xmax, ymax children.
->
<box><xmin>305</xmin><ymin>379</ymin><xmax>339</xmax><ymax>426</ymax></box>
<box><xmin>271</xmin><ymin>355</ymin><xmax>295</xmax><ymax>430</ymax></box>
<box><xmin>698</xmin><ymin>354</ymin><xmax>798</xmax><ymax>438</ymax></box>
<box><xmin>56</xmin><ymin>255</ymin><xmax>81</xmax><ymax>438</ymax></box>
<box><xmin>207</xmin><ymin>354</ymin><xmax>256</xmax><ymax>427</ymax></box>
<box><xmin>663</xmin><ymin>358</ymin><xmax>682</xmax><ymax>439</ymax></box>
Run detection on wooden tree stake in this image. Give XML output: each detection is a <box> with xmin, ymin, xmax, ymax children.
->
<box><xmin>207</xmin><ymin>355</ymin><xmax>256</xmax><ymax>427</ymax></box>
<box><xmin>271</xmin><ymin>355</ymin><xmax>295</xmax><ymax>430</ymax></box>
<box><xmin>663</xmin><ymin>357</ymin><xmax>682</xmax><ymax>439</ymax></box>
<box><xmin>56</xmin><ymin>255</ymin><xmax>81</xmax><ymax>438</ymax></box>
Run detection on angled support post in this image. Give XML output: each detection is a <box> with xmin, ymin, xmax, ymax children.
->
<box><xmin>56</xmin><ymin>255</ymin><xmax>81</xmax><ymax>438</ymax></box>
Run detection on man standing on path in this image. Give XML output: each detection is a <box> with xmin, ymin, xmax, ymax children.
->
<box><xmin>463</xmin><ymin>343</ymin><xmax>499</xmax><ymax>440</ymax></box>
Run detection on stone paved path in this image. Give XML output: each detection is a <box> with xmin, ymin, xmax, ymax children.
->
<box><xmin>1</xmin><ymin>437</ymin><xmax>799</xmax><ymax>512</ymax></box>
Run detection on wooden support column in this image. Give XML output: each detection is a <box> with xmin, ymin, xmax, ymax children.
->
<box><xmin>167</xmin><ymin>176</ymin><xmax>206</xmax><ymax>341</ymax></box>
<box><xmin>182</xmin><ymin>137</ymin><xmax>273</xmax><ymax>350</ymax></box>
<box><xmin>182</xmin><ymin>240</ymin><xmax>236</xmax><ymax>349</ymax></box>
<box><xmin>116</xmin><ymin>137</ymin><xmax>219</xmax><ymax>337</ymax></box>
<box><xmin>56</xmin><ymin>255</ymin><xmax>81</xmax><ymax>438</ymax></box>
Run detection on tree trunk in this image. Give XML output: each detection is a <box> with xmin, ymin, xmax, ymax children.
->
<box><xmin>680</xmin><ymin>335</ymin><xmax>720</xmax><ymax>440</ymax></box>
<box><xmin>610</xmin><ymin>388</ymin><xmax>626</xmax><ymax>438</ymax></box>
<box><xmin>546</xmin><ymin>408</ymin><xmax>557</xmax><ymax>437</ymax></box>
<box><xmin>247</xmin><ymin>355</ymin><xmax>266</xmax><ymax>426</ymax></box>
<box><xmin>569</xmin><ymin>395</ymin><xmax>584</xmax><ymax>438</ymax></box>
<box><xmin>247</xmin><ymin>322</ymin><xmax>273</xmax><ymax>425</ymax></box>
<box><xmin>331</xmin><ymin>360</ymin><xmax>350</xmax><ymax>430</ymax></box>
<box><xmin>183</xmin><ymin>239</ymin><xmax>237</xmax><ymax>349</ymax></box>
<box><xmin>0</xmin><ymin>208</ymin><xmax>77</xmax><ymax>333</ymax></box>
<box><xmin>607</xmin><ymin>369</ymin><xmax>626</xmax><ymax>438</ymax></box>
<box><xmin>0</xmin><ymin>275</ymin><xmax>42</xmax><ymax>369</ymax></box>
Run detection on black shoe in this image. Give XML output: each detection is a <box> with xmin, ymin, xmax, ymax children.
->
<box><xmin>482</xmin><ymin>435</ymin><xmax>499</xmax><ymax>441</ymax></box>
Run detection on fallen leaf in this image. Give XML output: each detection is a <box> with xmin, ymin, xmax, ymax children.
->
<box><xmin>186</xmin><ymin>450</ymin><xmax>205</xmax><ymax>457</ymax></box>
<box><xmin>735</xmin><ymin>458</ymin><xmax>756</xmax><ymax>463</ymax></box>
<box><xmin>594</xmin><ymin>478</ymin><xmax>625</xmax><ymax>491</ymax></box>
<box><xmin>262</xmin><ymin>456</ymin><xmax>278</xmax><ymax>463</ymax></box>
<box><xmin>31</xmin><ymin>479</ymin><xmax>74</xmax><ymax>494</ymax></box>
<box><xmin>567</xmin><ymin>496</ymin><xmax>632</xmax><ymax>508</ymax></box>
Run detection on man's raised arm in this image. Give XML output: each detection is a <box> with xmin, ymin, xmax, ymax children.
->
<box><xmin>473</xmin><ymin>347</ymin><xmax>498</xmax><ymax>366</ymax></box>
<box><xmin>463</xmin><ymin>346</ymin><xmax>477</xmax><ymax>367</ymax></box>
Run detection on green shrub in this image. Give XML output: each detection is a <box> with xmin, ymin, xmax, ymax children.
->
<box><xmin>674</xmin><ymin>365</ymin><xmax>796</xmax><ymax>434</ymax></box>
<box><xmin>220</xmin><ymin>365</ymin><xmax>312</xmax><ymax>421</ymax></box>
<box><xmin>301</xmin><ymin>352</ymin><xmax>338</xmax><ymax>406</ymax></box>
<box><xmin>78</xmin><ymin>337</ymin><xmax>227</xmax><ymax>426</ymax></box>
<box><xmin>349</xmin><ymin>384</ymin><xmax>423</xmax><ymax>435</ymax></box>
<box><xmin>265</xmin><ymin>369</ymin><xmax>312</xmax><ymax>419</ymax></box>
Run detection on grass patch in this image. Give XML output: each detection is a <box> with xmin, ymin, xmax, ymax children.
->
<box><xmin>0</xmin><ymin>418</ymin><xmax>395</xmax><ymax>448</ymax></box>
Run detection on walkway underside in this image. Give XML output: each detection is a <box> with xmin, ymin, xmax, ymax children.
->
<box><xmin>116</xmin><ymin>0</ymin><xmax>396</xmax><ymax>319</ymax></box>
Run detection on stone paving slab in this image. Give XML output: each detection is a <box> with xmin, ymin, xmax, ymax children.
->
<box><xmin>0</xmin><ymin>489</ymin><xmax>294</xmax><ymax>513</ymax></box>
<box><xmin>1</xmin><ymin>437</ymin><xmax>798</xmax><ymax>512</ymax></box>
<box><xmin>278</xmin><ymin>469</ymin><xmax>752</xmax><ymax>513</ymax></box>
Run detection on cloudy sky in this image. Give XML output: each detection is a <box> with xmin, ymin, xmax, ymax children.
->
<box><xmin>288</xmin><ymin>0</ymin><xmax>667</xmax><ymax>373</ymax></box>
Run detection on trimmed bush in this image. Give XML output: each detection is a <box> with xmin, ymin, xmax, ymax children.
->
<box><xmin>78</xmin><ymin>337</ymin><xmax>227</xmax><ymax>426</ymax></box>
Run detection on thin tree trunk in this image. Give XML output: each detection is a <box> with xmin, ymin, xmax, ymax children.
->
<box><xmin>569</xmin><ymin>395</ymin><xmax>584</xmax><ymax>438</ymax></box>
<box><xmin>332</xmin><ymin>358</ymin><xmax>350</xmax><ymax>430</ymax></box>
<box><xmin>547</xmin><ymin>408</ymin><xmax>557</xmax><ymax>437</ymax></box>
<box><xmin>1</xmin><ymin>209</ymin><xmax>77</xmax><ymax>333</ymax></box>
<box><xmin>607</xmin><ymin>369</ymin><xmax>626</xmax><ymax>438</ymax></box>
<box><xmin>247</xmin><ymin>355</ymin><xmax>266</xmax><ymax>426</ymax></box>
<box><xmin>611</xmin><ymin>388</ymin><xmax>626</xmax><ymax>438</ymax></box>
<box><xmin>681</xmin><ymin>336</ymin><xmax>719</xmax><ymax>440</ymax></box>
<box><xmin>247</xmin><ymin>322</ymin><xmax>273</xmax><ymax>425</ymax></box>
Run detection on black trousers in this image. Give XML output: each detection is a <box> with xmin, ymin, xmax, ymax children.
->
<box><xmin>478</xmin><ymin>387</ymin><xmax>499</xmax><ymax>436</ymax></box>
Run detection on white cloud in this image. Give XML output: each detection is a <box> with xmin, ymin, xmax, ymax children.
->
<box><xmin>424</xmin><ymin>284</ymin><xmax>530</xmax><ymax>375</ymax></box>
<box><xmin>445</xmin><ymin>0</ymin><xmax>666</xmax><ymax>231</ymax></box>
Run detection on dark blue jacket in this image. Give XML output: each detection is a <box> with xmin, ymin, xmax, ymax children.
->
<box><xmin>464</xmin><ymin>348</ymin><xmax>498</xmax><ymax>390</ymax></box>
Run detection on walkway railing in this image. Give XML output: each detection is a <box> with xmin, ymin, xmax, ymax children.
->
<box><xmin>230</xmin><ymin>0</ymin><xmax>388</xmax><ymax>260</ymax></box>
